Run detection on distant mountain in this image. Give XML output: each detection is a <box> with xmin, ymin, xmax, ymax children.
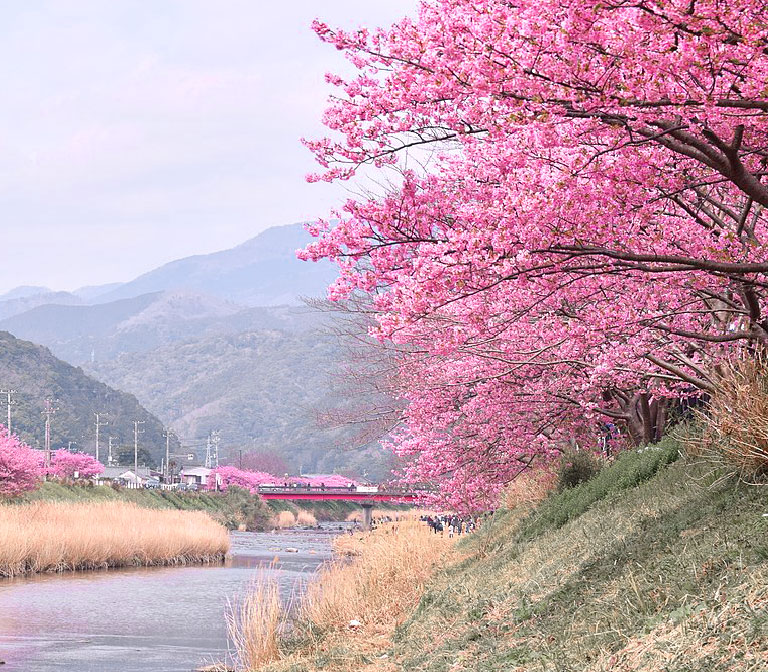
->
<box><xmin>0</xmin><ymin>331</ymin><xmax>178</xmax><ymax>466</ymax></box>
<box><xmin>0</xmin><ymin>293</ymin><xmax>162</xmax><ymax>361</ymax></box>
<box><xmin>73</xmin><ymin>282</ymin><xmax>123</xmax><ymax>302</ymax></box>
<box><xmin>87</xmin><ymin>223</ymin><xmax>336</xmax><ymax>306</ymax></box>
<box><xmin>0</xmin><ymin>286</ymin><xmax>53</xmax><ymax>301</ymax></box>
<box><xmin>0</xmin><ymin>291</ymin><xmax>82</xmax><ymax>321</ymax></box>
<box><xmin>0</xmin><ymin>290</ymin><xmax>324</xmax><ymax>365</ymax></box>
<box><xmin>0</xmin><ymin>222</ymin><xmax>389</xmax><ymax>477</ymax></box>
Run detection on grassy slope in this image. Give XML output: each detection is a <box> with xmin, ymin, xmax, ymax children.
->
<box><xmin>384</xmin><ymin>439</ymin><xmax>768</xmax><ymax>672</ymax></box>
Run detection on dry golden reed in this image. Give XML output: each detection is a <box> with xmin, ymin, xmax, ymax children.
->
<box><xmin>690</xmin><ymin>355</ymin><xmax>768</xmax><ymax>479</ymax></box>
<box><xmin>503</xmin><ymin>467</ymin><xmax>556</xmax><ymax>510</ymax></box>
<box><xmin>273</xmin><ymin>510</ymin><xmax>297</xmax><ymax>528</ymax></box>
<box><xmin>0</xmin><ymin>500</ymin><xmax>229</xmax><ymax>577</ymax></box>
<box><xmin>343</xmin><ymin>507</ymin><xmax>424</xmax><ymax>523</ymax></box>
<box><xmin>228</xmin><ymin>572</ymin><xmax>284</xmax><ymax>670</ymax></box>
<box><xmin>295</xmin><ymin>509</ymin><xmax>317</xmax><ymax>526</ymax></box>
<box><xmin>302</xmin><ymin>518</ymin><xmax>452</xmax><ymax>632</ymax></box>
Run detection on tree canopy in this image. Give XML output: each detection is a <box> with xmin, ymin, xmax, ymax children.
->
<box><xmin>301</xmin><ymin>0</ymin><xmax>768</xmax><ymax>510</ymax></box>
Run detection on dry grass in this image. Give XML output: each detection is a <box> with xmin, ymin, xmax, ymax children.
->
<box><xmin>301</xmin><ymin>518</ymin><xmax>452</xmax><ymax>636</ymax></box>
<box><xmin>296</xmin><ymin>509</ymin><xmax>318</xmax><ymax>526</ymax></box>
<box><xmin>689</xmin><ymin>355</ymin><xmax>768</xmax><ymax>478</ymax></box>
<box><xmin>273</xmin><ymin>511</ymin><xmax>297</xmax><ymax>528</ymax></box>
<box><xmin>228</xmin><ymin>572</ymin><xmax>284</xmax><ymax>670</ymax></box>
<box><xmin>0</xmin><ymin>500</ymin><xmax>229</xmax><ymax>577</ymax></box>
<box><xmin>344</xmin><ymin>507</ymin><xmax>427</xmax><ymax>523</ymax></box>
<box><xmin>503</xmin><ymin>467</ymin><xmax>556</xmax><ymax>510</ymax></box>
<box><xmin>232</xmin><ymin>517</ymin><xmax>454</xmax><ymax>672</ymax></box>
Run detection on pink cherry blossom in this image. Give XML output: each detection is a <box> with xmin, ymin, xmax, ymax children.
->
<box><xmin>300</xmin><ymin>1</ymin><xmax>768</xmax><ymax>509</ymax></box>
<box><xmin>0</xmin><ymin>425</ymin><xmax>44</xmax><ymax>498</ymax></box>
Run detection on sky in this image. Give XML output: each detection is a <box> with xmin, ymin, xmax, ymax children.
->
<box><xmin>0</xmin><ymin>0</ymin><xmax>417</xmax><ymax>295</ymax></box>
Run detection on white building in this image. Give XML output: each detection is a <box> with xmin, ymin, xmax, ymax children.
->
<box><xmin>180</xmin><ymin>466</ymin><xmax>212</xmax><ymax>487</ymax></box>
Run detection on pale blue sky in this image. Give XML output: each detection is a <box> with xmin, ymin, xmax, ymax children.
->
<box><xmin>0</xmin><ymin>1</ymin><xmax>417</xmax><ymax>294</ymax></box>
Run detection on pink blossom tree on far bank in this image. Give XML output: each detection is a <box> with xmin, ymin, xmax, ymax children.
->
<box><xmin>48</xmin><ymin>449</ymin><xmax>104</xmax><ymax>480</ymax></box>
<box><xmin>206</xmin><ymin>466</ymin><xmax>278</xmax><ymax>494</ymax></box>
<box><xmin>300</xmin><ymin>0</ymin><xmax>768</xmax><ymax>508</ymax></box>
<box><xmin>0</xmin><ymin>425</ymin><xmax>44</xmax><ymax>498</ymax></box>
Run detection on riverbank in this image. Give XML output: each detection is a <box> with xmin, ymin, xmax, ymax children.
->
<box><xmin>21</xmin><ymin>482</ymin><xmax>403</xmax><ymax>530</ymax></box>
<box><xmin>0</xmin><ymin>528</ymin><xmax>337</xmax><ymax>671</ymax></box>
<box><xmin>234</xmin><ymin>439</ymin><xmax>768</xmax><ymax>672</ymax></box>
<box><xmin>0</xmin><ymin>500</ymin><xmax>229</xmax><ymax>578</ymax></box>
<box><xmin>229</xmin><ymin>512</ymin><xmax>454</xmax><ymax>670</ymax></box>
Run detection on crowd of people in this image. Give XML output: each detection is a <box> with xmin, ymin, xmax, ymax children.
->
<box><xmin>421</xmin><ymin>514</ymin><xmax>479</xmax><ymax>537</ymax></box>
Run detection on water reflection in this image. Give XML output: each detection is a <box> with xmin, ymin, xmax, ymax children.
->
<box><xmin>0</xmin><ymin>527</ymin><xmax>344</xmax><ymax>672</ymax></box>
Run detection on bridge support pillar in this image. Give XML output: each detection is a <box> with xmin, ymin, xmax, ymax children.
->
<box><xmin>361</xmin><ymin>502</ymin><xmax>374</xmax><ymax>532</ymax></box>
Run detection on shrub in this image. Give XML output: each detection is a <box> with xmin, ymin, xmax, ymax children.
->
<box><xmin>520</xmin><ymin>439</ymin><xmax>680</xmax><ymax>540</ymax></box>
<box><xmin>556</xmin><ymin>451</ymin><xmax>602</xmax><ymax>492</ymax></box>
<box><xmin>0</xmin><ymin>425</ymin><xmax>43</xmax><ymax>498</ymax></box>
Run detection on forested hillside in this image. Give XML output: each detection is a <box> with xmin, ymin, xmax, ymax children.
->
<box><xmin>0</xmin><ymin>331</ymin><xmax>178</xmax><ymax>465</ymax></box>
<box><xmin>87</xmin><ymin>328</ymin><xmax>394</xmax><ymax>478</ymax></box>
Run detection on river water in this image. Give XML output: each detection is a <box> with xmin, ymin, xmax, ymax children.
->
<box><xmin>0</xmin><ymin>526</ymin><xmax>346</xmax><ymax>672</ymax></box>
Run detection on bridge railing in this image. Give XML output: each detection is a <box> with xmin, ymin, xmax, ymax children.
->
<box><xmin>255</xmin><ymin>484</ymin><xmax>428</xmax><ymax>497</ymax></box>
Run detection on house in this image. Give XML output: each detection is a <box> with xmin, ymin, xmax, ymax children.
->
<box><xmin>95</xmin><ymin>466</ymin><xmax>155</xmax><ymax>485</ymax></box>
<box><xmin>180</xmin><ymin>466</ymin><xmax>212</xmax><ymax>487</ymax></box>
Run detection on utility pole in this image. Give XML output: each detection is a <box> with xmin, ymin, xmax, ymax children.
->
<box><xmin>133</xmin><ymin>420</ymin><xmax>145</xmax><ymax>476</ymax></box>
<box><xmin>0</xmin><ymin>389</ymin><xmax>16</xmax><ymax>433</ymax></box>
<box><xmin>205</xmin><ymin>431</ymin><xmax>220</xmax><ymax>468</ymax></box>
<box><xmin>94</xmin><ymin>412</ymin><xmax>108</xmax><ymax>463</ymax></box>
<box><xmin>211</xmin><ymin>431</ymin><xmax>220</xmax><ymax>468</ymax></box>
<box><xmin>163</xmin><ymin>428</ymin><xmax>174</xmax><ymax>481</ymax></box>
<box><xmin>108</xmin><ymin>436</ymin><xmax>117</xmax><ymax>466</ymax></box>
<box><xmin>42</xmin><ymin>399</ymin><xmax>58</xmax><ymax>470</ymax></box>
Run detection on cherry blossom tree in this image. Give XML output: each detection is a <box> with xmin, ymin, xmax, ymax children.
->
<box><xmin>207</xmin><ymin>466</ymin><xmax>278</xmax><ymax>494</ymax></box>
<box><xmin>48</xmin><ymin>449</ymin><xmax>104</xmax><ymax>480</ymax></box>
<box><xmin>301</xmin><ymin>0</ymin><xmax>768</xmax><ymax>507</ymax></box>
<box><xmin>0</xmin><ymin>425</ymin><xmax>43</xmax><ymax>498</ymax></box>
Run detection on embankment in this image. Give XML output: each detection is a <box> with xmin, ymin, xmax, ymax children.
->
<box><xmin>0</xmin><ymin>500</ymin><xmax>229</xmax><ymax>578</ymax></box>
<box><xmin>23</xmin><ymin>481</ymin><xmax>273</xmax><ymax>530</ymax></box>
<box><xmin>24</xmin><ymin>482</ymin><xmax>410</xmax><ymax>530</ymax></box>
<box><xmin>240</xmin><ymin>439</ymin><xmax>768</xmax><ymax>672</ymax></box>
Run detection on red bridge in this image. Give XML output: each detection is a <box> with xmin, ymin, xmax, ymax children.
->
<box><xmin>256</xmin><ymin>485</ymin><xmax>421</xmax><ymax>502</ymax></box>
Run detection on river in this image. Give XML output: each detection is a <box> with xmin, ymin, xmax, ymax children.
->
<box><xmin>0</xmin><ymin>525</ymin><xmax>347</xmax><ymax>672</ymax></box>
